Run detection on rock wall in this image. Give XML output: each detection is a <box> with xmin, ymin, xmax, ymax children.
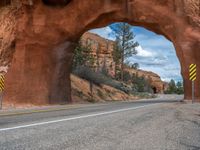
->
<box><xmin>0</xmin><ymin>0</ymin><xmax>199</xmax><ymax>105</ymax></box>
<box><xmin>81</xmin><ymin>32</ymin><xmax>116</xmax><ymax>77</ymax></box>
<box><xmin>0</xmin><ymin>4</ymin><xmax>18</xmax><ymax>75</ymax></box>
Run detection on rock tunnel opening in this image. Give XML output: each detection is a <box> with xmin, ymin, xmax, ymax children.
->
<box><xmin>152</xmin><ymin>87</ymin><xmax>157</xmax><ymax>94</ymax></box>
<box><xmin>70</xmin><ymin>22</ymin><xmax>184</xmax><ymax>102</ymax></box>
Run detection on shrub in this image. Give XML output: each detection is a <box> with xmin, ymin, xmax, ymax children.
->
<box><xmin>123</xmin><ymin>71</ymin><xmax>132</xmax><ymax>83</ymax></box>
<box><xmin>97</xmin><ymin>90</ymin><xmax>105</xmax><ymax>99</ymax></box>
<box><xmin>72</xmin><ymin>66</ymin><xmax>132</xmax><ymax>94</ymax></box>
<box><xmin>164</xmin><ymin>80</ymin><xmax>184</xmax><ymax>94</ymax></box>
<box><xmin>131</xmin><ymin>74</ymin><xmax>153</xmax><ymax>93</ymax></box>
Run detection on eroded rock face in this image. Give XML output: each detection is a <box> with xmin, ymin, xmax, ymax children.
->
<box><xmin>1</xmin><ymin>0</ymin><xmax>200</xmax><ymax>105</ymax></box>
<box><xmin>81</xmin><ymin>32</ymin><xmax>116</xmax><ymax>77</ymax></box>
<box><xmin>0</xmin><ymin>5</ymin><xmax>17</xmax><ymax>75</ymax></box>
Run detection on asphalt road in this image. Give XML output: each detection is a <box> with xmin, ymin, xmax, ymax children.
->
<box><xmin>1</xmin><ymin>95</ymin><xmax>200</xmax><ymax>150</ymax></box>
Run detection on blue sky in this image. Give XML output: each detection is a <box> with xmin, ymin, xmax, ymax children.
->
<box><xmin>89</xmin><ymin>23</ymin><xmax>183</xmax><ymax>82</ymax></box>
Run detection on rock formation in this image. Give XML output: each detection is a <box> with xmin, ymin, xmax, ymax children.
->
<box><xmin>81</xmin><ymin>32</ymin><xmax>116</xmax><ymax>77</ymax></box>
<box><xmin>81</xmin><ymin>32</ymin><xmax>168</xmax><ymax>94</ymax></box>
<box><xmin>124</xmin><ymin>67</ymin><xmax>168</xmax><ymax>94</ymax></box>
<box><xmin>0</xmin><ymin>0</ymin><xmax>199</xmax><ymax>105</ymax></box>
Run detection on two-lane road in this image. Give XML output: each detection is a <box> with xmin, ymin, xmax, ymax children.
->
<box><xmin>1</xmin><ymin>95</ymin><xmax>200</xmax><ymax>150</ymax></box>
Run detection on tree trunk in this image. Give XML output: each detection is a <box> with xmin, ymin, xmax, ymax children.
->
<box><xmin>121</xmin><ymin>57</ymin><xmax>124</xmax><ymax>81</ymax></box>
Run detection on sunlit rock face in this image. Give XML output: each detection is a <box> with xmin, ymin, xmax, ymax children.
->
<box><xmin>0</xmin><ymin>0</ymin><xmax>199</xmax><ymax>105</ymax></box>
<box><xmin>81</xmin><ymin>32</ymin><xmax>116</xmax><ymax>78</ymax></box>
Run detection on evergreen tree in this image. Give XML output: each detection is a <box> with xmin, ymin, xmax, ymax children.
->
<box><xmin>169</xmin><ymin>79</ymin><xmax>177</xmax><ymax>93</ymax></box>
<box><xmin>165</xmin><ymin>79</ymin><xmax>177</xmax><ymax>94</ymax></box>
<box><xmin>96</xmin><ymin>43</ymin><xmax>100</xmax><ymax>72</ymax></box>
<box><xmin>113</xmin><ymin>40</ymin><xmax>122</xmax><ymax>78</ymax></box>
<box><xmin>113</xmin><ymin>23</ymin><xmax>139</xmax><ymax>81</ymax></box>
<box><xmin>72</xmin><ymin>40</ymin><xmax>94</xmax><ymax>70</ymax></box>
<box><xmin>131</xmin><ymin>63</ymin><xmax>140</xmax><ymax>70</ymax></box>
<box><xmin>131</xmin><ymin>73</ymin><xmax>152</xmax><ymax>93</ymax></box>
<box><xmin>176</xmin><ymin>81</ymin><xmax>184</xmax><ymax>94</ymax></box>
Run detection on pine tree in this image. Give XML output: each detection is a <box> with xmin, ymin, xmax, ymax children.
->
<box><xmin>165</xmin><ymin>79</ymin><xmax>177</xmax><ymax>94</ymax></box>
<box><xmin>113</xmin><ymin>40</ymin><xmax>121</xmax><ymax>78</ymax></box>
<box><xmin>176</xmin><ymin>81</ymin><xmax>184</xmax><ymax>94</ymax></box>
<box><xmin>72</xmin><ymin>40</ymin><xmax>94</xmax><ymax>70</ymax></box>
<box><xmin>131</xmin><ymin>63</ymin><xmax>140</xmax><ymax>70</ymax></box>
<box><xmin>113</xmin><ymin>23</ymin><xmax>139</xmax><ymax>81</ymax></box>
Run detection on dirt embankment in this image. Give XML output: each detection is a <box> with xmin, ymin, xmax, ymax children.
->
<box><xmin>71</xmin><ymin>74</ymin><xmax>139</xmax><ymax>103</ymax></box>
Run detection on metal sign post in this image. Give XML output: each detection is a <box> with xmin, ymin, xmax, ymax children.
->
<box><xmin>0</xmin><ymin>75</ymin><xmax>5</xmax><ymax>109</ymax></box>
<box><xmin>189</xmin><ymin>64</ymin><xmax>196</xmax><ymax>103</ymax></box>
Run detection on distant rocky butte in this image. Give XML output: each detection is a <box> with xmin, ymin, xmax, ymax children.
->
<box><xmin>81</xmin><ymin>32</ymin><xmax>168</xmax><ymax>94</ymax></box>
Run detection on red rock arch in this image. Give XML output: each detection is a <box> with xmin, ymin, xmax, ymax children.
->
<box><xmin>3</xmin><ymin>0</ymin><xmax>200</xmax><ymax>105</ymax></box>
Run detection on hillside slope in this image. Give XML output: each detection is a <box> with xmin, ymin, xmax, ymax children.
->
<box><xmin>71</xmin><ymin>74</ymin><xmax>139</xmax><ymax>103</ymax></box>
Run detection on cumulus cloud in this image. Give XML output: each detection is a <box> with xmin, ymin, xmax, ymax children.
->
<box><xmin>136</xmin><ymin>46</ymin><xmax>155</xmax><ymax>58</ymax></box>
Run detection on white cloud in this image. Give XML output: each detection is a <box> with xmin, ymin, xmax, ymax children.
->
<box><xmin>89</xmin><ymin>27</ymin><xmax>115</xmax><ymax>40</ymax></box>
<box><xmin>136</xmin><ymin>46</ymin><xmax>155</xmax><ymax>58</ymax></box>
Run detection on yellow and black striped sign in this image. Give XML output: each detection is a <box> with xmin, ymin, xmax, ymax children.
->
<box><xmin>0</xmin><ymin>75</ymin><xmax>4</xmax><ymax>92</ymax></box>
<box><xmin>189</xmin><ymin>64</ymin><xmax>197</xmax><ymax>81</ymax></box>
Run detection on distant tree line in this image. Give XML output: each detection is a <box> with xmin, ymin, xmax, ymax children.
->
<box><xmin>164</xmin><ymin>79</ymin><xmax>184</xmax><ymax>94</ymax></box>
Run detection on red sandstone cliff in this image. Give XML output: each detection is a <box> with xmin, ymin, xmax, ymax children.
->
<box><xmin>81</xmin><ymin>32</ymin><xmax>116</xmax><ymax>77</ymax></box>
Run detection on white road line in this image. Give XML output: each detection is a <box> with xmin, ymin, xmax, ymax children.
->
<box><xmin>0</xmin><ymin>103</ymin><xmax>159</xmax><ymax>132</ymax></box>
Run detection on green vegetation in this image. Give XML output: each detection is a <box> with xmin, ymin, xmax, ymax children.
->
<box><xmin>73</xmin><ymin>66</ymin><xmax>153</xmax><ymax>97</ymax></box>
<box><xmin>164</xmin><ymin>79</ymin><xmax>184</xmax><ymax>94</ymax></box>
<box><xmin>131</xmin><ymin>74</ymin><xmax>153</xmax><ymax>93</ymax></box>
<box><xmin>130</xmin><ymin>63</ymin><xmax>140</xmax><ymax>70</ymax></box>
<box><xmin>73</xmin><ymin>66</ymin><xmax>132</xmax><ymax>94</ymax></box>
<box><xmin>97</xmin><ymin>89</ymin><xmax>106</xmax><ymax>99</ymax></box>
<box><xmin>72</xmin><ymin>40</ymin><xmax>94</xmax><ymax>69</ymax></box>
<box><xmin>112</xmin><ymin>23</ymin><xmax>139</xmax><ymax>81</ymax></box>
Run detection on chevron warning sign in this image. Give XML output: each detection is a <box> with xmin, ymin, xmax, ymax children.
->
<box><xmin>189</xmin><ymin>64</ymin><xmax>197</xmax><ymax>81</ymax></box>
<box><xmin>0</xmin><ymin>75</ymin><xmax>5</xmax><ymax>92</ymax></box>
